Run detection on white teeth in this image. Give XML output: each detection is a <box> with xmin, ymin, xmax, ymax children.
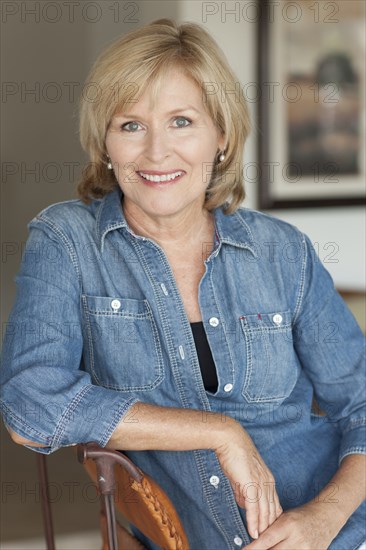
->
<box><xmin>139</xmin><ymin>171</ymin><xmax>183</xmax><ymax>182</ymax></box>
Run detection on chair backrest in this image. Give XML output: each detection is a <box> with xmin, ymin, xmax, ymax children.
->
<box><xmin>79</xmin><ymin>443</ymin><xmax>189</xmax><ymax>550</ymax></box>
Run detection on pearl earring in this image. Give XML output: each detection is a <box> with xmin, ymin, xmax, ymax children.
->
<box><xmin>106</xmin><ymin>156</ymin><xmax>112</xmax><ymax>170</ymax></box>
<box><xmin>218</xmin><ymin>151</ymin><xmax>226</xmax><ymax>163</ymax></box>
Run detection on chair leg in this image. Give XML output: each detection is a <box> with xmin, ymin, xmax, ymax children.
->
<box><xmin>36</xmin><ymin>454</ymin><xmax>55</xmax><ymax>550</ymax></box>
<box><xmin>100</xmin><ymin>511</ymin><xmax>147</xmax><ymax>550</ymax></box>
<box><xmin>102</xmin><ymin>493</ymin><xmax>118</xmax><ymax>550</ymax></box>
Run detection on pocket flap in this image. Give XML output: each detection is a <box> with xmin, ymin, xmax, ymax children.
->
<box><xmin>240</xmin><ymin>310</ymin><xmax>292</xmax><ymax>331</ymax></box>
<box><xmin>83</xmin><ymin>295</ymin><xmax>150</xmax><ymax>318</ymax></box>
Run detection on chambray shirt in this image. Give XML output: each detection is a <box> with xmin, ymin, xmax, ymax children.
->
<box><xmin>1</xmin><ymin>188</ymin><xmax>365</xmax><ymax>549</ymax></box>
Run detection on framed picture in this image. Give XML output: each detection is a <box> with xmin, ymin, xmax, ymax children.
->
<box><xmin>257</xmin><ymin>0</ymin><xmax>366</xmax><ymax>208</ymax></box>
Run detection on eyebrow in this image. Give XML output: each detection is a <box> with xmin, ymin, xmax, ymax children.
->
<box><xmin>116</xmin><ymin>106</ymin><xmax>201</xmax><ymax>118</ymax></box>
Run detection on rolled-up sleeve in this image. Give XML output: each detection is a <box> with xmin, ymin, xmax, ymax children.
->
<box><xmin>0</xmin><ymin>222</ymin><xmax>138</xmax><ymax>454</ymax></box>
<box><xmin>293</xmin><ymin>233</ymin><xmax>366</xmax><ymax>465</ymax></box>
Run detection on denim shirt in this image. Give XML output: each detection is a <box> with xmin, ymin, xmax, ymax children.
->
<box><xmin>1</xmin><ymin>188</ymin><xmax>365</xmax><ymax>549</ymax></box>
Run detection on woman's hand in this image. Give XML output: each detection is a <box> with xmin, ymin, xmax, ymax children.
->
<box><xmin>215</xmin><ymin>425</ymin><xmax>282</xmax><ymax>540</ymax></box>
<box><xmin>243</xmin><ymin>500</ymin><xmax>343</xmax><ymax>549</ymax></box>
<box><xmin>244</xmin><ymin>454</ymin><xmax>366</xmax><ymax>549</ymax></box>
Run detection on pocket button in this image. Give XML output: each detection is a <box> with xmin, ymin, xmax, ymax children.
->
<box><xmin>111</xmin><ymin>299</ymin><xmax>121</xmax><ymax>310</ymax></box>
<box><xmin>272</xmin><ymin>313</ymin><xmax>283</xmax><ymax>325</ymax></box>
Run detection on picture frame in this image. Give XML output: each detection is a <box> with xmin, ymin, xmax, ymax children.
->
<box><xmin>257</xmin><ymin>0</ymin><xmax>366</xmax><ymax>208</ymax></box>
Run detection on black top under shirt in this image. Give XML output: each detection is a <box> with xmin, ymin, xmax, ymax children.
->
<box><xmin>190</xmin><ymin>322</ymin><xmax>218</xmax><ymax>393</ymax></box>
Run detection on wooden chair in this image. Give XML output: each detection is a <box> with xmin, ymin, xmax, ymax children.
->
<box><xmin>37</xmin><ymin>442</ymin><xmax>189</xmax><ymax>550</ymax></box>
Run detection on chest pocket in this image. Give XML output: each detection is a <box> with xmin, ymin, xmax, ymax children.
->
<box><xmin>82</xmin><ymin>295</ymin><xmax>164</xmax><ymax>392</ymax></box>
<box><xmin>239</xmin><ymin>310</ymin><xmax>298</xmax><ymax>403</ymax></box>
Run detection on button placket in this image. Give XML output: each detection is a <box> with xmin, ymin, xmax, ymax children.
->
<box><xmin>197</xmin><ymin>449</ymin><xmax>251</xmax><ymax>548</ymax></box>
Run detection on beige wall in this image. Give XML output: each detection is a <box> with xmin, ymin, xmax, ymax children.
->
<box><xmin>1</xmin><ymin>1</ymin><xmax>178</xmax><ymax>325</ymax></box>
<box><xmin>1</xmin><ymin>4</ymin><xmax>87</xmax><ymax>322</ymax></box>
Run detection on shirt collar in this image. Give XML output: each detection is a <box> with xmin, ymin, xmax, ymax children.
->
<box><xmin>96</xmin><ymin>187</ymin><xmax>257</xmax><ymax>256</ymax></box>
<box><xmin>95</xmin><ymin>188</ymin><xmax>125</xmax><ymax>252</ymax></box>
<box><xmin>213</xmin><ymin>201</ymin><xmax>257</xmax><ymax>256</ymax></box>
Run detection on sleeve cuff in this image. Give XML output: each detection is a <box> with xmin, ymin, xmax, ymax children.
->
<box><xmin>2</xmin><ymin>386</ymin><xmax>140</xmax><ymax>454</ymax></box>
<box><xmin>50</xmin><ymin>385</ymin><xmax>140</xmax><ymax>453</ymax></box>
<box><xmin>338</xmin><ymin>420</ymin><xmax>366</xmax><ymax>466</ymax></box>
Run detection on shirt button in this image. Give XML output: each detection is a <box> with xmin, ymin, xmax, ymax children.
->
<box><xmin>234</xmin><ymin>536</ymin><xmax>243</xmax><ymax>546</ymax></box>
<box><xmin>224</xmin><ymin>383</ymin><xmax>233</xmax><ymax>392</ymax></box>
<box><xmin>179</xmin><ymin>345</ymin><xmax>185</xmax><ymax>360</ymax></box>
<box><xmin>272</xmin><ymin>313</ymin><xmax>283</xmax><ymax>325</ymax></box>
<box><xmin>111</xmin><ymin>299</ymin><xmax>121</xmax><ymax>310</ymax></box>
<box><xmin>160</xmin><ymin>283</ymin><xmax>169</xmax><ymax>296</ymax></box>
<box><xmin>209</xmin><ymin>317</ymin><xmax>219</xmax><ymax>327</ymax></box>
<box><xmin>209</xmin><ymin>475</ymin><xmax>220</xmax><ymax>487</ymax></box>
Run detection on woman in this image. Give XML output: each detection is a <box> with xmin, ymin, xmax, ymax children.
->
<box><xmin>1</xmin><ymin>19</ymin><xmax>365</xmax><ymax>550</ymax></box>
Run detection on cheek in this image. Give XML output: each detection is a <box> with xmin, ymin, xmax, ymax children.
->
<box><xmin>176</xmin><ymin>136</ymin><xmax>217</xmax><ymax>164</ymax></box>
<box><xmin>122</xmin><ymin>163</ymin><xmax>139</xmax><ymax>183</ymax></box>
<box><xmin>106</xmin><ymin>134</ymin><xmax>142</xmax><ymax>160</ymax></box>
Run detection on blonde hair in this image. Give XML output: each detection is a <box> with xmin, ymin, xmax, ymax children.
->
<box><xmin>78</xmin><ymin>18</ymin><xmax>251</xmax><ymax>214</ymax></box>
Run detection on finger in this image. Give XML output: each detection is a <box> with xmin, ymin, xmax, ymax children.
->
<box><xmin>245</xmin><ymin>497</ymin><xmax>260</xmax><ymax>540</ymax></box>
<box><xmin>264</xmin><ymin>480</ymin><xmax>282</xmax><ymax>526</ymax></box>
<box><xmin>274</xmin><ymin>490</ymin><xmax>283</xmax><ymax>519</ymax></box>
<box><xmin>241</xmin><ymin>528</ymin><xmax>285</xmax><ymax>550</ymax></box>
<box><xmin>265</xmin><ymin>479</ymin><xmax>282</xmax><ymax>523</ymax></box>
<box><xmin>267</xmin><ymin>490</ymin><xmax>278</xmax><ymax>528</ymax></box>
<box><xmin>271</xmin><ymin>490</ymin><xmax>283</xmax><ymax>525</ymax></box>
<box><xmin>259</xmin><ymin>479</ymin><xmax>279</xmax><ymax>532</ymax></box>
<box><xmin>258</xmin><ymin>483</ymin><xmax>270</xmax><ymax>534</ymax></box>
<box><xmin>242</xmin><ymin>538</ymin><xmax>271</xmax><ymax>549</ymax></box>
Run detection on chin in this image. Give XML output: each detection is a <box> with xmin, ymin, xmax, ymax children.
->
<box><xmin>124</xmin><ymin>192</ymin><xmax>203</xmax><ymax>219</ymax></box>
<box><xmin>145</xmin><ymin>202</ymin><xmax>186</xmax><ymax>217</ymax></box>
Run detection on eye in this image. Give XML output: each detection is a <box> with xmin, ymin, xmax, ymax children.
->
<box><xmin>121</xmin><ymin>121</ymin><xmax>142</xmax><ymax>133</ymax></box>
<box><xmin>173</xmin><ymin>116</ymin><xmax>192</xmax><ymax>128</ymax></box>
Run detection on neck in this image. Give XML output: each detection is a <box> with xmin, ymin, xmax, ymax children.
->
<box><xmin>122</xmin><ymin>200</ymin><xmax>215</xmax><ymax>250</ymax></box>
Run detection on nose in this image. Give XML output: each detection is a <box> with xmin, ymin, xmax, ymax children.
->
<box><xmin>144</xmin><ymin>125</ymin><xmax>171</xmax><ymax>163</ymax></box>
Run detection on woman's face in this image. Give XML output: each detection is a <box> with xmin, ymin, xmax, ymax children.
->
<box><xmin>105</xmin><ymin>67</ymin><xmax>225</xmax><ymax>222</ymax></box>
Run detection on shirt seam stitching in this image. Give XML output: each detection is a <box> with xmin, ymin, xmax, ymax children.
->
<box><xmin>1</xmin><ymin>403</ymin><xmax>52</xmax><ymax>443</ymax></box>
<box><xmin>31</xmin><ymin>215</ymin><xmax>82</xmax><ymax>285</ymax></box>
<box><xmin>51</xmin><ymin>385</ymin><xmax>94</xmax><ymax>449</ymax></box>
<box><xmin>292</xmin><ymin>231</ymin><xmax>307</xmax><ymax>325</ymax></box>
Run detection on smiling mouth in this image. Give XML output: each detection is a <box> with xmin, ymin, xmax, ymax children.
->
<box><xmin>137</xmin><ymin>171</ymin><xmax>184</xmax><ymax>183</ymax></box>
